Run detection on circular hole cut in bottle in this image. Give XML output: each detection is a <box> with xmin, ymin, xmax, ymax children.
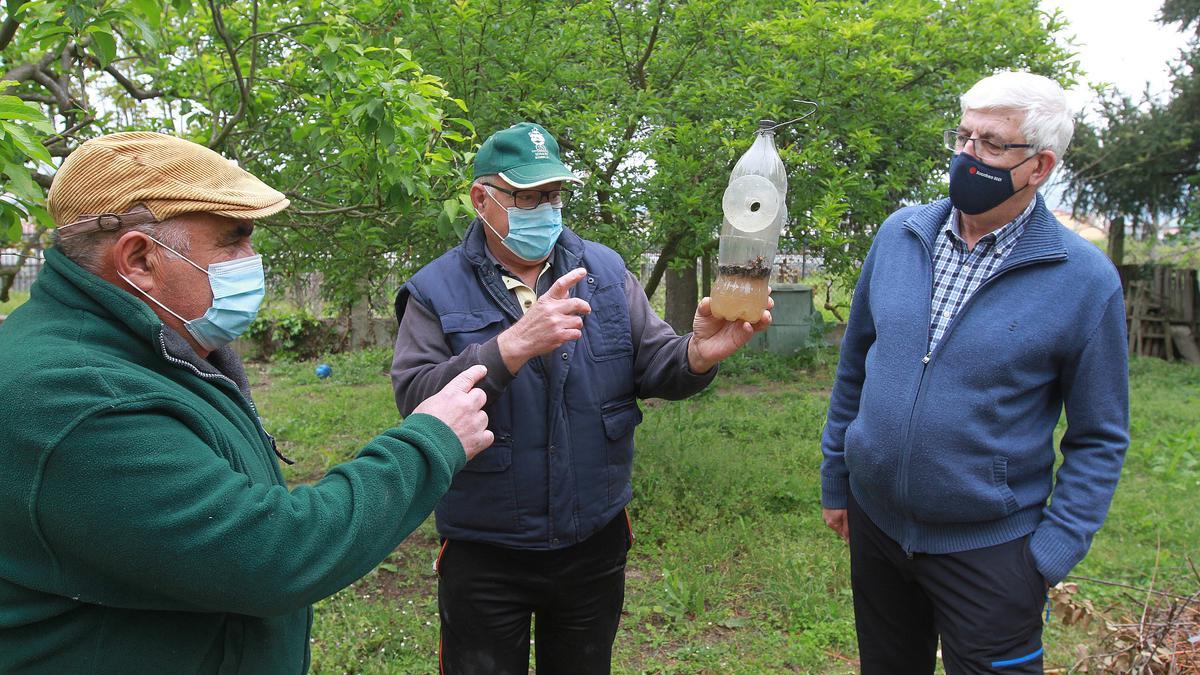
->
<box><xmin>722</xmin><ymin>175</ymin><xmax>780</xmax><ymax>233</ymax></box>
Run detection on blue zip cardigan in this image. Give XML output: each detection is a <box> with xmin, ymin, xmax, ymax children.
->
<box><xmin>820</xmin><ymin>195</ymin><xmax>1129</xmax><ymax>585</ymax></box>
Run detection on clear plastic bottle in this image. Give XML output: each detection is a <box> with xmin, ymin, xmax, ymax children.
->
<box><xmin>710</xmin><ymin>120</ymin><xmax>787</xmax><ymax>323</ymax></box>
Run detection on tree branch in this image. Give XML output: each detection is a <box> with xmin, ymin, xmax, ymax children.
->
<box><xmin>15</xmin><ymin>92</ymin><xmax>56</xmax><ymax>104</ymax></box>
<box><xmin>2</xmin><ymin>48</ymin><xmax>58</xmax><ymax>85</ymax></box>
<box><xmin>206</xmin><ymin>0</ymin><xmax>250</xmax><ymax>150</ymax></box>
<box><xmin>293</xmin><ymin>205</ymin><xmax>371</xmax><ymax>216</ymax></box>
<box><xmin>0</xmin><ymin>0</ymin><xmax>23</xmax><ymax>52</ymax></box>
<box><xmin>631</xmin><ymin>0</ymin><xmax>666</xmax><ymax>88</ymax></box>
<box><xmin>103</xmin><ymin>64</ymin><xmax>165</xmax><ymax>100</ymax></box>
<box><xmin>248</xmin><ymin>0</ymin><xmax>259</xmax><ymax>99</ymax></box>
<box><xmin>42</xmin><ymin>114</ymin><xmax>95</xmax><ymax>148</ymax></box>
<box><xmin>30</xmin><ymin>67</ymin><xmax>71</xmax><ymax>110</ymax></box>
<box><xmin>606</xmin><ymin>6</ymin><xmax>634</xmax><ymax>80</ymax></box>
<box><xmin>288</xmin><ymin>161</ymin><xmax>341</xmax><ymax>193</ymax></box>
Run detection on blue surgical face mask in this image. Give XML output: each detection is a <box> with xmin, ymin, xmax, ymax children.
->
<box><xmin>948</xmin><ymin>151</ymin><xmax>1037</xmax><ymax>215</ymax></box>
<box><xmin>480</xmin><ymin>187</ymin><xmax>563</xmax><ymax>262</ymax></box>
<box><xmin>119</xmin><ymin>236</ymin><xmax>266</xmax><ymax>351</ymax></box>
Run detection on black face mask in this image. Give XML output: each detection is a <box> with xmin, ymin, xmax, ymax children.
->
<box><xmin>948</xmin><ymin>152</ymin><xmax>1037</xmax><ymax>215</ymax></box>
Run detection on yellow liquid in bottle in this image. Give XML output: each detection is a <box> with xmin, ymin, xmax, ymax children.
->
<box><xmin>709</xmin><ymin>273</ymin><xmax>770</xmax><ymax>323</ymax></box>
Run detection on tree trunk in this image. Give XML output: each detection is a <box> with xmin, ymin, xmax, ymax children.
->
<box><xmin>642</xmin><ymin>230</ymin><xmax>686</xmax><ymax>299</ymax></box>
<box><xmin>665</xmin><ymin>257</ymin><xmax>698</xmax><ymax>334</ymax></box>
<box><xmin>1107</xmin><ymin>215</ymin><xmax>1125</xmax><ymax>266</ymax></box>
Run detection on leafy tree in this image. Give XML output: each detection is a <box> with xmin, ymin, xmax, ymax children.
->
<box><xmin>0</xmin><ymin>0</ymin><xmax>474</xmax><ymax>306</ymax></box>
<box><xmin>2</xmin><ymin>0</ymin><xmax>1079</xmax><ymax>317</ymax></box>
<box><xmin>390</xmin><ymin>0</ymin><xmax>1076</xmax><ymax>328</ymax></box>
<box><xmin>1064</xmin><ymin>0</ymin><xmax>1199</xmax><ymax>263</ymax></box>
<box><xmin>746</xmin><ymin>0</ymin><xmax>1077</xmax><ymax>291</ymax></box>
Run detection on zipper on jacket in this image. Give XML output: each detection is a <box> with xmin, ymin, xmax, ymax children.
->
<box><xmin>897</xmin><ymin>245</ymin><xmax>1062</xmax><ymax>554</ymax></box>
<box><xmin>156</xmin><ymin>332</ymin><xmax>293</xmax><ymax>465</ymax></box>
<box><xmin>898</xmin><ymin>354</ymin><xmax>934</xmax><ymax>555</ymax></box>
<box><xmin>894</xmin><ymin>229</ymin><xmax>939</xmax><ymax>555</ymax></box>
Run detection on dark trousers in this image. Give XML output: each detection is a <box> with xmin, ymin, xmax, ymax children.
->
<box><xmin>848</xmin><ymin>493</ymin><xmax>1046</xmax><ymax>674</ymax></box>
<box><xmin>436</xmin><ymin>512</ymin><xmax>632</xmax><ymax>675</ymax></box>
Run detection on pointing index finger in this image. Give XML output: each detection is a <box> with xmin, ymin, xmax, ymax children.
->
<box><xmin>545</xmin><ymin>267</ymin><xmax>588</xmax><ymax>300</ymax></box>
<box><xmin>448</xmin><ymin>364</ymin><xmax>488</xmax><ymax>392</ymax></box>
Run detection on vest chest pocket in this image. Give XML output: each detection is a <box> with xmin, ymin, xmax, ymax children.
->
<box><xmin>439</xmin><ymin>310</ymin><xmax>506</xmax><ymax>355</ymax></box>
<box><xmin>584</xmin><ymin>282</ymin><xmax>634</xmax><ymax>361</ymax></box>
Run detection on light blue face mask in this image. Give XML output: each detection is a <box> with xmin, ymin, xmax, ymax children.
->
<box><xmin>480</xmin><ymin>187</ymin><xmax>564</xmax><ymax>262</ymax></box>
<box><xmin>119</xmin><ymin>236</ymin><xmax>266</xmax><ymax>351</ymax></box>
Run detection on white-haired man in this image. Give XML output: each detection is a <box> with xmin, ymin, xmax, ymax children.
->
<box><xmin>819</xmin><ymin>72</ymin><xmax>1129</xmax><ymax>673</ymax></box>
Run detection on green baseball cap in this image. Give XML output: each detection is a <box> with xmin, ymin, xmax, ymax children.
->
<box><xmin>474</xmin><ymin>122</ymin><xmax>584</xmax><ymax>188</ymax></box>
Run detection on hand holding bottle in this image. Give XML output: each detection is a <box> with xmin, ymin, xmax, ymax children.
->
<box><xmin>686</xmin><ymin>294</ymin><xmax>774</xmax><ymax>372</ymax></box>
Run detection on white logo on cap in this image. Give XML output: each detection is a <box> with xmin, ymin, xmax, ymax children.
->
<box><xmin>529</xmin><ymin>129</ymin><xmax>550</xmax><ymax>159</ymax></box>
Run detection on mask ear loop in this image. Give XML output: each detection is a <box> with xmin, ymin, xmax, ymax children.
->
<box><xmin>116</xmin><ymin>235</ymin><xmax>208</xmax><ymax>324</ymax></box>
<box><xmin>478</xmin><ymin>186</ymin><xmax>509</xmax><ymax>241</ymax></box>
<box><xmin>117</xmin><ymin>270</ymin><xmax>190</xmax><ymax>324</ymax></box>
<box><xmin>1008</xmin><ymin>151</ymin><xmax>1042</xmax><ymax>195</ymax></box>
<box><xmin>145</xmin><ymin>235</ymin><xmax>210</xmax><ymax>277</ymax></box>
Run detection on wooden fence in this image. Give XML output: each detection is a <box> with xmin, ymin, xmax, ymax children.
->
<box><xmin>1118</xmin><ymin>265</ymin><xmax>1200</xmax><ymax>362</ymax></box>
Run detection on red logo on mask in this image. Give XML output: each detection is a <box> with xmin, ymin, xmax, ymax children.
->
<box><xmin>969</xmin><ymin>166</ymin><xmax>977</xmax><ymax>175</ymax></box>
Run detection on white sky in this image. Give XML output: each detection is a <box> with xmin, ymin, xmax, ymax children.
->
<box><xmin>1041</xmin><ymin>0</ymin><xmax>1193</xmax><ymax>113</ymax></box>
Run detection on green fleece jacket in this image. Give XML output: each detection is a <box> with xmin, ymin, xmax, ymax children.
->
<box><xmin>0</xmin><ymin>248</ymin><xmax>466</xmax><ymax>673</ymax></box>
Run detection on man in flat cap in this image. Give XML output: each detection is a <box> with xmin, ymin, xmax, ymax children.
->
<box><xmin>391</xmin><ymin>122</ymin><xmax>771</xmax><ymax>673</ymax></box>
<box><xmin>0</xmin><ymin>132</ymin><xmax>493</xmax><ymax>672</ymax></box>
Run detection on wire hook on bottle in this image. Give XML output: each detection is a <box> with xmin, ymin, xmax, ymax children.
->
<box><xmin>764</xmin><ymin>100</ymin><xmax>819</xmax><ymax>132</ymax></box>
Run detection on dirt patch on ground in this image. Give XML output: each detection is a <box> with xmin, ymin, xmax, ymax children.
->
<box><xmin>350</xmin><ymin>529</ymin><xmax>442</xmax><ymax>603</ymax></box>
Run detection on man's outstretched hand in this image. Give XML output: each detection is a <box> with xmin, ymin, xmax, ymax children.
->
<box><xmin>413</xmin><ymin>365</ymin><xmax>494</xmax><ymax>460</ymax></box>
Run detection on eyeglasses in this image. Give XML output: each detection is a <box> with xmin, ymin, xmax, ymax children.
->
<box><xmin>484</xmin><ymin>183</ymin><xmax>572</xmax><ymax>210</ymax></box>
<box><xmin>943</xmin><ymin>129</ymin><xmax>1034</xmax><ymax>160</ymax></box>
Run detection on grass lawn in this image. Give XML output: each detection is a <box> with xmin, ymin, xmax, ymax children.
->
<box><xmin>0</xmin><ymin>290</ymin><xmax>29</xmax><ymax>315</ymax></box>
<box><xmin>248</xmin><ymin>348</ymin><xmax>1199</xmax><ymax>674</ymax></box>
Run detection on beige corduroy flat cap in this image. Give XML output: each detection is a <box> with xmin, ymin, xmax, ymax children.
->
<box><xmin>48</xmin><ymin>132</ymin><xmax>290</xmax><ymax>237</ymax></box>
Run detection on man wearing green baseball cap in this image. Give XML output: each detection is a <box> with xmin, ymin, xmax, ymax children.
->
<box><xmin>391</xmin><ymin>122</ymin><xmax>773</xmax><ymax>673</ymax></box>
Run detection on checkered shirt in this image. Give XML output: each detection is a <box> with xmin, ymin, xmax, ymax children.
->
<box><xmin>927</xmin><ymin>200</ymin><xmax>1035</xmax><ymax>353</ymax></box>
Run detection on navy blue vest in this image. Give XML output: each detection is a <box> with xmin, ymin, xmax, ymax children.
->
<box><xmin>399</xmin><ymin>219</ymin><xmax>642</xmax><ymax>549</ymax></box>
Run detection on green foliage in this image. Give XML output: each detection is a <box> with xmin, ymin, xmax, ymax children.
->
<box><xmin>2</xmin><ymin>0</ymin><xmax>1078</xmax><ymax>308</ymax></box>
<box><xmin>1064</xmin><ymin>0</ymin><xmax>1200</xmax><ymax>248</ymax></box>
<box><xmin>1126</xmin><ymin>356</ymin><xmax>1200</xmax><ymax>482</ymax></box>
<box><xmin>392</xmin><ymin>0</ymin><xmax>1076</xmax><ymax>295</ymax></box>
<box><xmin>716</xmin><ymin>344</ymin><xmax>835</xmax><ymax>383</ymax></box>
<box><xmin>749</xmin><ymin>0</ymin><xmax>1078</xmax><ymax>283</ymax></box>
<box><xmin>1</xmin><ymin>0</ymin><xmax>475</xmax><ymax>307</ymax></box>
<box><xmin>0</xmin><ymin>0</ymin><xmax>167</xmax><ymax>257</ymax></box>
<box><xmin>243</xmin><ymin>308</ymin><xmax>337</xmax><ymax>361</ymax></box>
<box><xmin>658</xmin><ymin>567</ymin><xmax>708</xmax><ymax>621</ymax></box>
